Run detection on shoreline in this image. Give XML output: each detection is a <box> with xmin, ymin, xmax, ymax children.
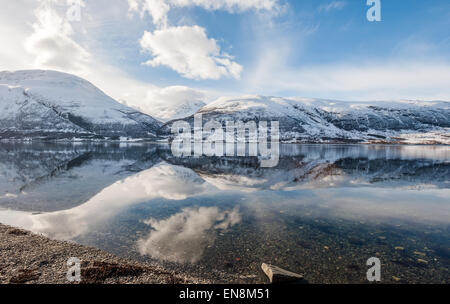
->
<box><xmin>0</xmin><ymin>223</ymin><xmax>208</xmax><ymax>284</ymax></box>
<box><xmin>1</xmin><ymin>139</ymin><xmax>449</xmax><ymax>148</ymax></box>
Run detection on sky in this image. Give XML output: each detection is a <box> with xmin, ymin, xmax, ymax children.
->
<box><xmin>1</xmin><ymin>0</ymin><xmax>450</xmax><ymax>118</ymax></box>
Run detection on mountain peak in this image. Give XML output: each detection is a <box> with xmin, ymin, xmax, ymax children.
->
<box><xmin>0</xmin><ymin>70</ymin><xmax>161</xmax><ymax>140</ymax></box>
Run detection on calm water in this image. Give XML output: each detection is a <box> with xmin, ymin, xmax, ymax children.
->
<box><xmin>0</xmin><ymin>142</ymin><xmax>449</xmax><ymax>283</ymax></box>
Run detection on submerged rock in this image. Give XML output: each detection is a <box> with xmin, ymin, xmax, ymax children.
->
<box><xmin>261</xmin><ymin>263</ymin><xmax>305</xmax><ymax>284</ymax></box>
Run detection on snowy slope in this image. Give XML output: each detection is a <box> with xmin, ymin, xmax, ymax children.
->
<box><xmin>0</xmin><ymin>70</ymin><xmax>162</xmax><ymax>140</ymax></box>
<box><xmin>161</xmin><ymin>95</ymin><xmax>450</xmax><ymax>144</ymax></box>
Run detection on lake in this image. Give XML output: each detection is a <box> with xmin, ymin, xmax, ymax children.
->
<box><xmin>0</xmin><ymin>142</ymin><xmax>449</xmax><ymax>283</ymax></box>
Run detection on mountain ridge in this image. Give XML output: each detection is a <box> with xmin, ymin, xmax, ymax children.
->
<box><xmin>0</xmin><ymin>70</ymin><xmax>449</xmax><ymax>144</ymax></box>
<box><xmin>160</xmin><ymin>95</ymin><xmax>450</xmax><ymax>144</ymax></box>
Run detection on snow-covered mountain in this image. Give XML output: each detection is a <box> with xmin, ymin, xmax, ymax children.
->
<box><xmin>160</xmin><ymin>96</ymin><xmax>450</xmax><ymax>144</ymax></box>
<box><xmin>1</xmin><ymin>72</ymin><xmax>448</xmax><ymax>144</ymax></box>
<box><xmin>0</xmin><ymin>70</ymin><xmax>162</xmax><ymax>140</ymax></box>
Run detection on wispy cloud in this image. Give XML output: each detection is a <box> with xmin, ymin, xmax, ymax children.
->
<box><xmin>127</xmin><ymin>85</ymin><xmax>208</xmax><ymax>121</ymax></box>
<box><xmin>128</xmin><ymin>0</ymin><xmax>281</xmax><ymax>27</ymax></box>
<box><xmin>246</xmin><ymin>55</ymin><xmax>450</xmax><ymax>101</ymax></box>
<box><xmin>318</xmin><ymin>1</ymin><xmax>347</xmax><ymax>13</ymax></box>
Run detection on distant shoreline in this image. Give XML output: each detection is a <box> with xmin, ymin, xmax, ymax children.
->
<box><xmin>0</xmin><ymin>223</ymin><xmax>207</xmax><ymax>284</ymax></box>
<box><xmin>0</xmin><ymin>138</ymin><xmax>449</xmax><ymax>146</ymax></box>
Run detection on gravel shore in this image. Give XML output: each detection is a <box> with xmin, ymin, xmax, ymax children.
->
<box><xmin>0</xmin><ymin>224</ymin><xmax>208</xmax><ymax>284</ymax></box>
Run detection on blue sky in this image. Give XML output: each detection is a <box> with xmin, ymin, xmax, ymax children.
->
<box><xmin>98</xmin><ymin>1</ymin><xmax>450</xmax><ymax>87</ymax></box>
<box><xmin>1</xmin><ymin>0</ymin><xmax>450</xmax><ymax>118</ymax></box>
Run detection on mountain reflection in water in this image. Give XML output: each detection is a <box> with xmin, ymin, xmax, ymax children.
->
<box><xmin>0</xmin><ymin>142</ymin><xmax>449</xmax><ymax>283</ymax></box>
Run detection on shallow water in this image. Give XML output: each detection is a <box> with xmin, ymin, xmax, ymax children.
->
<box><xmin>0</xmin><ymin>142</ymin><xmax>449</xmax><ymax>283</ymax></box>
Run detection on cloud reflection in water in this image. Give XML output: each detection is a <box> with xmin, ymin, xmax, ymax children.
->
<box><xmin>137</xmin><ymin>206</ymin><xmax>241</xmax><ymax>263</ymax></box>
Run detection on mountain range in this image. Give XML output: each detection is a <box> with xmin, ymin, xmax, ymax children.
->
<box><xmin>0</xmin><ymin>70</ymin><xmax>449</xmax><ymax>144</ymax></box>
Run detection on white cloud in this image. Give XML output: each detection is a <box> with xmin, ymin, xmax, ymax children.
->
<box><xmin>247</xmin><ymin>41</ymin><xmax>450</xmax><ymax>100</ymax></box>
<box><xmin>0</xmin><ymin>1</ymin><xmax>37</xmax><ymax>70</ymax></box>
<box><xmin>138</xmin><ymin>206</ymin><xmax>241</xmax><ymax>263</ymax></box>
<box><xmin>130</xmin><ymin>0</ymin><xmax>280</xmax><ymax>80</ymax></box>
<box><xmin>318</xmin><ymin>1</ymin><xmax>347</xmax><ymax>13</ymax></box>
<box><xmin>133</xmin><ymin>86</ymin><xmax>207</xmax><ymax>121</ymax></box>
<box><xmin>128</xmin><ymin>0</ymin><xmax>171</xmax><ymax>27</ymax></box>
<box><xmin>309</xmin><ymin>62</ymin><xmax>450</xmax><ymax>100</ymax></box>
<box><xmin>140</xmin><ymin>25</ymin><xmax>243</xmax><ymax>80</ymax></box>
<box><xmin>129</xmin><ymin>0</ymin><xmax>279</xmax><ymax>26</ymax></box>
<box><xmin>24</xmin><ymin>1</ymin><xmax>90</xmax><ymax>72</ymax></box>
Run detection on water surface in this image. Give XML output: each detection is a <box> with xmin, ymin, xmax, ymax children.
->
<box><xmin>0</xmin><ymin>142</ymin><xmax>449</xmax><ymax>283</ymax></box>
